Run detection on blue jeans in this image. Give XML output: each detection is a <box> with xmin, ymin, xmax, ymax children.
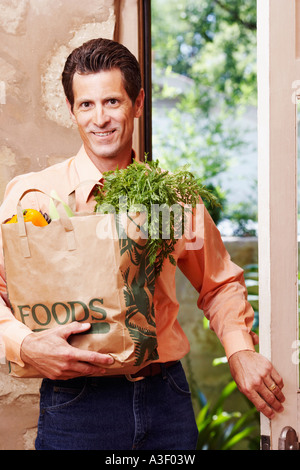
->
<box><xmin>35</xmin><ymin>361</ymin><xmax>198</xmax><ymax>450</ymax></box>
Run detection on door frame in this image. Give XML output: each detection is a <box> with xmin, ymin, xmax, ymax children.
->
<box><xmin>114</xmin><ymin>0</ymin><xmax>152</xmax><ymax>160</ymax></box>
<box><xmin>257</xmin><ymin>0</ymin><xmax>299</xmax><ymax>449</ymax></box>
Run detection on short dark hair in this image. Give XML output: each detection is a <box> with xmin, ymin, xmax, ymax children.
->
<box><xmin>62</xmin><ymin>38</ymin><xmax>142</xmax><ymax>109</ymax></box>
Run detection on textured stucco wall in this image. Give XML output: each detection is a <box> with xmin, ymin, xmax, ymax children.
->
<box><xmin>0</xmin><ymin>0</ymin><xmax>116</xmax><ymax>450</ymax></box>
<box><xmin>0</xmin><ymin>0</ymin><xmax>115</xmax><ymax>202</ymax></box>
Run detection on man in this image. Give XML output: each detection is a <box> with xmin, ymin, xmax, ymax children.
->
<box><xmin>0</xmin><ymin>38</ymin><xmax>284</xmax><ymax>450</ymax></box>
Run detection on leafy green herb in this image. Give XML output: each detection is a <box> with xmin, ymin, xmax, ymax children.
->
<box><xmin>94</xmin><ymin>158</ymin><xmax>219</xmax><ymax>276</ymax></box>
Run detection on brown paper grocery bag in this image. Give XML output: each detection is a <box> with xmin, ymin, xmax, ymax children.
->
<box><xmin>1</xmin><ymin>189</ymin><xmax>159</xmax><ymax>378</ymax></box>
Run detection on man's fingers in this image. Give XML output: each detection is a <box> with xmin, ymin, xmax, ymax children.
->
<box><xmin>20</xmin><ymin>322</ymin><xmax>115</xmax><ymax>380</ymax></box>
<box><xmin>270</xmin><ymin>368</ymin><xmax>284</xmax><ymax>390</ymax></box>
<box><xmin>264</xmin><ymin>377</ymin><xmax>285</xmax><ymax>402</ymax></box>
<box><xmin>248</xmin><ymin>390</ymin><xmax>276</xmax><ymax>419</ymax></box>
<box><xmin>56</xmin><ymin>360</ymin><xmax>108</xmax><ymax>379</ymax></box>
<box><xmin>228</xmin><ymin>351</ymin><xmax>286</xmax><ymax>419</ymax></box>
<box><xmin>262</xmin><ymin>387</ymin><xmax>284</xmax><ymax>413</ymax></box>
<box><xmin>59</xmin><ymin>321</ymin><xmax>92</xmax><ymax>338</ymax></box>
<box><xmin>71</xmin><ymin>346</ymin><xmax>114</xmax><ymax>366</ymax></box>
<box><xmin>247</xmin><ymin>384</ymin><xmax>283</xmax><ymax>419</ymax></box>
<box><xmin>245</xmin><ymin>379</ymin><xmax>284</xmax><ymax>419</ymax></box>
<box><xmin>61</xmin><ymin>322</ymin><xmax>115</xmax><ymax>366</ymax></box>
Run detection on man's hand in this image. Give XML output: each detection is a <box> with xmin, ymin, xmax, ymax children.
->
<box><xmin>20</xmin><ymin>322</ymin><xmax>114</xmax><ymax>380</ymax></box>
<box><xmin>228</xmin><ymin>350</ymin><xmax>285</xmax><ymax>419</ymax></box>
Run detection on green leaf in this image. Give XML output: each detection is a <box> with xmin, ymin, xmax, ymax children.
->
<box><xmin>221</xmin><ymin>426</ymin><xmax>257</xmax><ymax>450</ymax></box>
<box><xmin>196</xmin><ymin>403</ymin><xmax>210</xmax><ymax>427</ymax></box>
<box><xmin>210</xmin><ymin>411</ymin><xmax>241</xmax><ymax>429</ymax></box>
<box><xmin>211</xmin><ymin>381</ymin><xmax>237</xmax><ymax>414</ymax></box>
<box><xmin>212</xmin><ymin>356</ymin><xmax>228</xmax><ymax>366</ymax></box>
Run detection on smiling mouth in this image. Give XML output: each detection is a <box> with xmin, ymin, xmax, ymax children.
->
<box><xmin>93</xmin><ymin>130</ymin><xmax>116</xmax><ymax>137</ymax></box>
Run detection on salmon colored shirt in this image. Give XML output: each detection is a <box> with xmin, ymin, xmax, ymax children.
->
<box><xmin>0</xmin><ymin>146</ymin><xmax>255</xmax><ymax>369</ymax></box>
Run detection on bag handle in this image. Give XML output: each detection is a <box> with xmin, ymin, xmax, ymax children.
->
<box><xmin>16</xmin><ymin>189</ymin><xmax>76</xmax><ymax>258</ymax></box>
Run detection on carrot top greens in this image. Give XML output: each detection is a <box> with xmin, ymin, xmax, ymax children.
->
<box><xmin>94</xmin><ymin>158</ymin><xmax>219</xmax><ymax>276</ymax></box>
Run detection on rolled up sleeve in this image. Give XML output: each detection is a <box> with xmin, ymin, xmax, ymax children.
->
<box><xmin>177</xmin><ymin>203</ymin><xmax>256</xmax><ymax>359</ymax></box>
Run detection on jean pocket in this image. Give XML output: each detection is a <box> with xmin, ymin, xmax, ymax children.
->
<box><xmin>165</xmin><ymin>363</ymin><xmax>192</xmax><ymax>397</ymax></box>
<box><xmin>41</xmin><ymin>378</ymin><xmax>88</xmax><ymax>410</ymax></box>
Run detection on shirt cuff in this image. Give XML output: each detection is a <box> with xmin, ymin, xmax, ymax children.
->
<box><xmin>222</xmin><ymin>330</ymin><xmax>255</xmax><ymax>359</ymax></box>
<box><xmin>2</xmin><ymin>323</ymin><xmax>32</xmax><ymax>367</ymax></box>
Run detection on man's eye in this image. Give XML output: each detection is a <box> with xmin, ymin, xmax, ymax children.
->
<box><xmin>108</xmin><ymin>99</ymin><xmax>118</xmax><ymax>106</ymax></box>
<box><xmin>81</xmin><ymin>102</ymin><xmax>91</xmax><ymax>108</ymax></box>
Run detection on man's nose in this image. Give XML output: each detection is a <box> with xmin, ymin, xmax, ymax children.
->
<box><xmin>93</xmin><ymin>105</ymin><xmax>110</xmax><ymax>127</ymax></box>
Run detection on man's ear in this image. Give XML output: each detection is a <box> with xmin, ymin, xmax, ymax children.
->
<box><xmin>66</xmin><ymin>98</ymin><xmax>77</xmax><ymax>124</ymax></box>
<box><xmin>134</xmin><ymin>88</ymin><xmax>145</xmax><ymax>119</ymax></box>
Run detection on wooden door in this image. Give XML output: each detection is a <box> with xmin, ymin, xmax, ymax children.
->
<box><xmin>257</xmin><ymin>0</ymin><xmax>300</xmax><ymax>450</ymax></box>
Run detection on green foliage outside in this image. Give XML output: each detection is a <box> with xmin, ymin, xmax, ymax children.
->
<box><xmin>186</xmin><ymin>264</ymin><xmax>260</xmax><ymax>450</ymax></box>
<box><xmin>151</xmin><ymin>0</ymin><xmax>260</xmax><ymax>449</ymax></box>
<box><xmin>190</xmin><ymin>371</ymin><xmax>260</xmax><ymax>450</ymax></box>
<box><xmin>151</xmin><ymin>0</ymin><xmax>257</xmax><ymax>233</ymax></box>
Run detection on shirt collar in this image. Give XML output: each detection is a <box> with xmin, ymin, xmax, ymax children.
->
<box><xmin>73</xmin><ymin>146</ymin><xmax>103</xmax><ymax>202</ymax></box>
<box><xmin>73</xmin><ymin>145</ymin><xmax>137</xmax><ymax>203</ymax></box>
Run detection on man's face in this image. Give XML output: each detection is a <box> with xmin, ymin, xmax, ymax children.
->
<box><xmin>67</xmin><ymin>68</ymin><xmax>144</xmax><ymax>169</ymax></box>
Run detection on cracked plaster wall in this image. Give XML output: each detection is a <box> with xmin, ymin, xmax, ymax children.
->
<box><xmin>0</xmin><ymin>0</ymin><xmax>116</xmax><ymax>450</ymax></box>
<box><xmin>0</xmin><ymin>0</ymin><xmax>115</xmax><ymax>202</ymax></box>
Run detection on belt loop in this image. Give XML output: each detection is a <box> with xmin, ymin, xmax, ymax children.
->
<box><xmin>160</xmin><ymin>364</ymin><xmax>167</xmax><ymax>380</ymax></box>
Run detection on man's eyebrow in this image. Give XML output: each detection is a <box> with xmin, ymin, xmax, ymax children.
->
<box><xmin>73</xmin><ymin>91</ymin><xmax>125</xmax><ymax>106</ymax></box>
<box><xmin>74</xmin><ymin>96</ymin><xmax>92</xmax><ymax>104</ymax></box>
